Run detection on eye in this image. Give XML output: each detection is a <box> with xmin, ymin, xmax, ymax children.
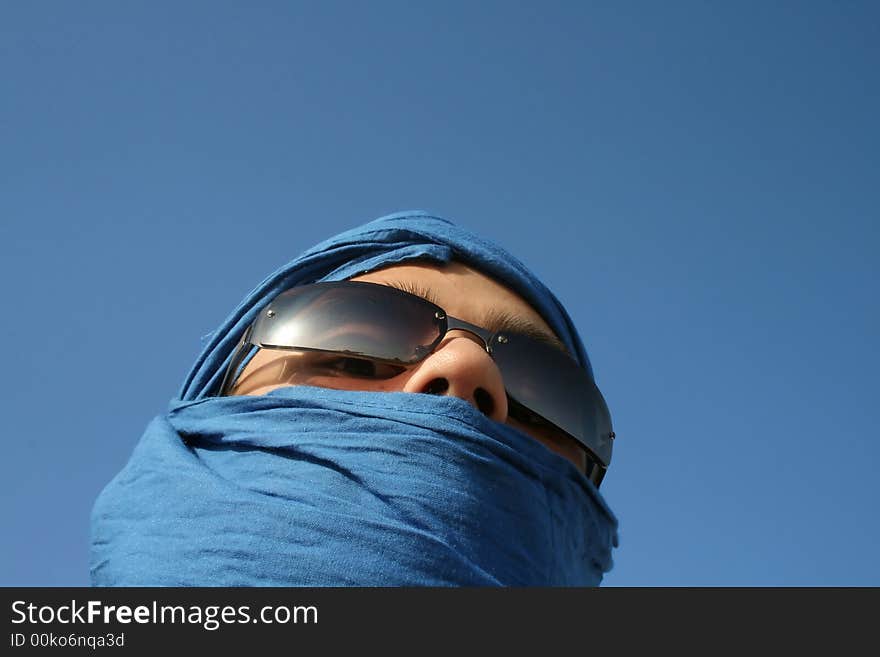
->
<box><xmin>508</xmin><ymin>402</ymin><xmax>553</xmax><ymax>429</ymax></box>
<box><xmin>312</xmin><ymin>356</ymin><xmax>405</xmax><ymax>380</ymax></box>
<box><xmin>506</xmin><ymin>397</ymin><xmax>588</xmax><ymax>472</ymax></box>
<box><xmin>506</xmin><ymin>396</ymin><xmax>568</xmax><ymax>437</ymax></box>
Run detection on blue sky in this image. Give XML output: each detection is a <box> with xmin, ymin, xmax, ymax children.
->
<box><xmin>1</xmin><ymin>1</ymin><xmax>877</xmax><ymax>586</ymax></box>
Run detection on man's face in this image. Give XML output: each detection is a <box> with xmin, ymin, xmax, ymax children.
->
<box><xmin>229</xmin><ymin>261</ymin><xmax>587</xmax><ymax>472</ymax></box>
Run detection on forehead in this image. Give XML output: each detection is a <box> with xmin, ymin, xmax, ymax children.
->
<box><xmin>349</xmin><ymin>261</ymin><xmax>559</xmax><ymax>340</ymax></box>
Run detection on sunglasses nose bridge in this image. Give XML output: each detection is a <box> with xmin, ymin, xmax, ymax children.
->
<box><xmin>443</xmin><ymin>328</ymin><xmax>490</xmax><ymax>354</ymax></box>
<box><xmin>441</xmin><ymin>317</ymin><xmax>494</xmax><ymax>354</ymax></box>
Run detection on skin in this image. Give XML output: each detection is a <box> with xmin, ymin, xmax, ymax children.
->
<box><xmin>229</xmin><ymin>261</ymin><xmax>588</xmax><ymax>472</ymax></box>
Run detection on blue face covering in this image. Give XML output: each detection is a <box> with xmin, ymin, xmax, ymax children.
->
<box><xmin>90</xmin><ymin>211</ymin><xmax>618</xmax><ymax>586</ymax></box>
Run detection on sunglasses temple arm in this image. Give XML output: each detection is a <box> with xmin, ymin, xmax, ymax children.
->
<box><xmin>217</xmin><ymin>327</ymin><xmax>253</xmax><ymax>396</ymax></box>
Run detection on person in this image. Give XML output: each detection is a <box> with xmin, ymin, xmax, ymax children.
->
<box><xmin>90</xmin><ymin>211</ymin><xmax>619</xmax><ymax>586</ymax></box>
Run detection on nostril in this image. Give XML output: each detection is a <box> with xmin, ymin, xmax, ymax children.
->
<box><xmin>473</xmin><ymin>388</ymin><xmax>494</xmax><ymax>416</ymax></box>
<box><xmin>424</xmin><ymin>378</ymin><xmax>449</xmax><ymax>395</ymax></box>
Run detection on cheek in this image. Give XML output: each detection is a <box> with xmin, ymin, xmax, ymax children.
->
<box><xmin>505</xmin><ymin>418</ymin><xmax>587</xmax><ymax>473</ymax></box>
<box><xmin>234</xmin><ymin>377</ymin><xmax>404</xmax><ymax>397</ymax></box>
<box><xmin>302</xmin><ymin>376</ymin><xmax>407</xmax><ymax>393</ymax></box>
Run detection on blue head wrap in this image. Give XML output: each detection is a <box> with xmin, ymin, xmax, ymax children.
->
<box><xmin>90</xmin><ymin>211</ymin><xmax>618</xmax><ymax>586</ymax></box>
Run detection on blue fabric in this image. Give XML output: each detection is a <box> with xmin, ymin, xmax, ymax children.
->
<box><xmin>90</xmin><ymin>211</ymin><xmax>618</xmax><ymax>586</ymax></box>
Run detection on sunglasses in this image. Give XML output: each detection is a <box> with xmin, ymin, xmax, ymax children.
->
<box><xmin>219</xmin><ymin>281</ymin><xmax>614</xmax><ymax>487</ymax></box>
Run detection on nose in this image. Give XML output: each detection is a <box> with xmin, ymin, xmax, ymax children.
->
<box><xmin>402</xmin><ymin>331</ymin><xmax>509</xmax><ymax>423</ymax></box>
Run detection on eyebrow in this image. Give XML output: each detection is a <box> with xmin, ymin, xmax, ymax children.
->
<box><xmin>480</xmin><ymin>307</ymin><xmax>571</xmax><ymax>356</ymax></box>
<box><xmin>384</xmin><ymin>279</ymin><xmax>571</xmax><ymax>357</ymax></box>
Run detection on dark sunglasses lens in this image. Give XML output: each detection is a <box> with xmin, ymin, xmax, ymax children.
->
<box><xmin>492</xmin><ymin>337</ymin><xmax>613</xmax><ymax>467</ymax></box>
<box><xmin>250</xmin><ymin>282</ymin><xmax>443</xmax><ymax>364</ymax></box>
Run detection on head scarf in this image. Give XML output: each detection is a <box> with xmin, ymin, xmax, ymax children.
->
<box><xmin>90</xmin><ymin>211</ymin><xmax>618</xmax><ymax>586</ymax></box>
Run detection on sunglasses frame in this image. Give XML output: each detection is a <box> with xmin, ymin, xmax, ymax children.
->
<box><xmin>219</xmin><ymin>281</ymin><xmax>613</xmax><ymax>487</ymax></box>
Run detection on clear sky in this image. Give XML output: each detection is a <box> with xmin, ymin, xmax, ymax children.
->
<box><xmin>2</xmin><ymin>1</ymin><xmax>877</xmax><ymax>586</ymax></box>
